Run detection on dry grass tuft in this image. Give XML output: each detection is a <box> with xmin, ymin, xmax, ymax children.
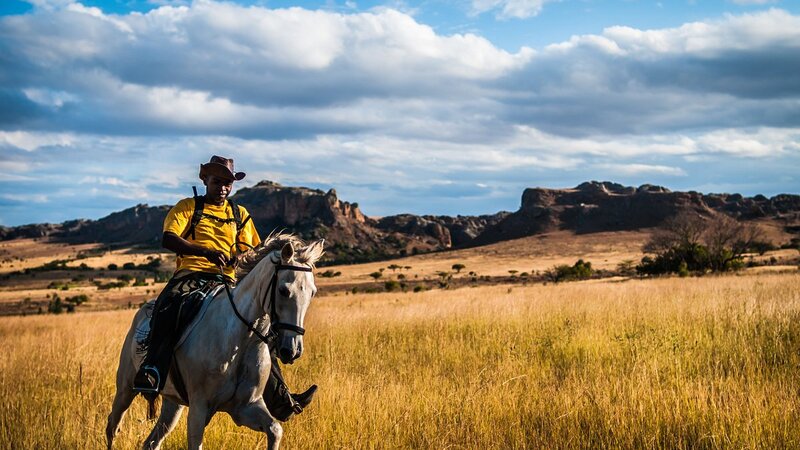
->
<box><xmin>1</xmin><ymin>273</ymin><xmax>800</xmax><ymax>449</ymax></box>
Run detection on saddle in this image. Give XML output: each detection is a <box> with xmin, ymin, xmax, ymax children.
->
<box><xmin>134</xmin><ymin>274</ymin><xmax>225</xmax><ymax>403</ymax></box>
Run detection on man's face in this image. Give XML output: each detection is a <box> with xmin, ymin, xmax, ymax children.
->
<box><xmin>203</xmin><ymin>175</ymin><xmax>234</xmax><ymax>205</ymax></box>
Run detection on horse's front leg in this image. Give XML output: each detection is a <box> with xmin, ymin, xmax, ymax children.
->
<box><xmin>230</xmin><ymin>399</ymin><xmax>283</xmax><ymax>450</ymax></box>
<box><xmin>186</xmin><ymin>402</ymin><xmax>212</xmax><ymax>450</ymax></box>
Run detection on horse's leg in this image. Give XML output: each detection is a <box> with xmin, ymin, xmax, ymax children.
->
<box><xmin>230</xmin><ymin>401</ymin><xmax>283</xmax><ymax>450</ymax></box>
<box><xmin>186</xmin><ymin>402</ymin><xmax>211</xmax><ymax>450</ymax></box>
<box><xmin>105</xmin><ymin>385</ymin><xmax>136</xmax><ymax>450</ymax></box>
<box><xmin>142</xmin><ymin>399</ymin><xmax>185</xmax><ymax>450</ymax></box>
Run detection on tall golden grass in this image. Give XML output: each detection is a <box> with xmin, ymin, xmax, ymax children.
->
<box><xmin>1</xmin><ymin>273</ymin><xmax>799</xmax><ymax>449</ymax></box>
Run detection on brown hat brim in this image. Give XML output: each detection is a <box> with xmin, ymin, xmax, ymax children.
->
<box><xmin>199</xmin><ymin>163</ymin><xmax>246</xmax><ymax>181</ymax></box>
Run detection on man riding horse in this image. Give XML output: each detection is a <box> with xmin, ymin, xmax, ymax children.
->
<box><xmin>132</xmin><ymin>155</ymin><xmax>316</xmax><ymax>421</ymax></box>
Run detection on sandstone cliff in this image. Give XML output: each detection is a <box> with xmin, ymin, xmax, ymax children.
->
<box><xmin>1</xmin><ymin>180</ymin><xmax>797</xmax><ymax>262</ymax></box>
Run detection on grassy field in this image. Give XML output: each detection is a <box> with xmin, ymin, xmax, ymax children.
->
<box><xmin>1</xmin><ymin>271</ymin><xmax>799</xmax><ymax>449</ymax></box>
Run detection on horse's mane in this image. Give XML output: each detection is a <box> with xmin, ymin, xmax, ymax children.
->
<box><xmin>235</xmin><ymin>231</ymin><xmax>323</xmax><ymax>280</ymax></box>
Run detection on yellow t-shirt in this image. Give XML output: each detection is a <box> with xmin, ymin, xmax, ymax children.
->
<box><xmin>163</xmin><ymin>197</ymin><xmax>261</xmax><ymax>280</ymax></box>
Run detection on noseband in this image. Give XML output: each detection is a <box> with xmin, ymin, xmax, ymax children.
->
<box><xmin>223</xmin><ymin>257</ymin><xmax>313</xmax><ymax>345</ymax></box>
<box><xmin>263</xmin><ymin>257</ymin><xmax>312</xmax><ymax>336</ymax></box>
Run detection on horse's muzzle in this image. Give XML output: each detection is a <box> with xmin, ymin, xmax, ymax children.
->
<box><xmin>278</xmin><ymin>335</ymin><xmax>303</xmax><ymax>364</ymax></box>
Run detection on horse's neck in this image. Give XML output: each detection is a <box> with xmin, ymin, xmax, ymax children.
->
<box><xmin>206</xmin><ymin>256</ymin><xmax>276</xmax><ymax>348</ymax></box>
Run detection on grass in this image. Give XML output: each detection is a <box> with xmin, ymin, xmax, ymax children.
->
<box><xmin>1</xmin><ymin>272</ymin><xmax>799</xmax><ymax>449</ymax></box>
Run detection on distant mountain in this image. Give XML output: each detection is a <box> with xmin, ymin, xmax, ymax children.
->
<box><xmin>1</xmin><ymin>180</ymin><xmax>797</xmax><ymax>263</ymax></box>
<box><xmin>469</xmin><ymin>181</ymin><xmax>800</xmax><ymax>247</ymax></box>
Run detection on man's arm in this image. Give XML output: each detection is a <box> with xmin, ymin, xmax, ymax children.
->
<box><xmin>162</xmin><ymin>232</ymin><xmax>229</xmax><ymax>267</ymax></box>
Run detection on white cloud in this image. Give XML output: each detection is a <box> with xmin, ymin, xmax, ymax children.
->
<box><xmin>1</xmin><ymin>4</ymin><xmax>799</xmax><ymax>224</ymax></box>
<box><xmin>471</xmin><ymin>0</ymin><xmax>553</xmax><ymax>19</ymax></box>
<box><xmin>0</xmin><ymin>131</ymin><xmax>76</xmax><ymax>152</ymax></box>
<box><xmin>599</xmin><ymin>8</ymin><xmax>800</xmax><ymax>55</ymax></box>
<box><xmin>695</xmin><ymin>128</ymin><xmax>797</xmax><ymax>158</ymax></box>
<box><xmin>1</xmin><ymin>193</ymin><xmax>49</xmax><ymax>203</ymax></box>
<box><xmin>598</xmin><ymin>163</ymin><xmax>687</xmax><ymax>177</ymax></box>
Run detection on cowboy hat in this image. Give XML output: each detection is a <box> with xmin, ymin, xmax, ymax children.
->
<box><xmin>199</xmin><ymin>155</ymin><xmax>246</xmax><ymax>181</ymax></box>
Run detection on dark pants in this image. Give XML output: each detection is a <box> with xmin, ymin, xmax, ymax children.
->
<box><xmin>140</xmin><ymin>270</ymin><xmax>214</xmax><ymax>391</ymax></box>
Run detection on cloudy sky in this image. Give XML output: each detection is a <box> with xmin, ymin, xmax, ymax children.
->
<box><xmin>0</xmin><ymin>0</ymin><xmax>798</xmax><ymax>226</ymax></box>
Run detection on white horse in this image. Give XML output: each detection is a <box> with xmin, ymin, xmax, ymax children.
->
<box><xmin>106</xmin><ymin>234</ymin><xmax>324</xmax><ymax>450</ymax></box>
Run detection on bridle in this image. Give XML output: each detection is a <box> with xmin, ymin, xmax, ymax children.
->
<box><xmin>263</xmin><ymin>257</ymin><xmax>312</xmax><ymax>335</ymax></box>
<box><xmin>222</xmin><ymin>255</ymin><xmax>313</xmax><ymax>344</ymax></box>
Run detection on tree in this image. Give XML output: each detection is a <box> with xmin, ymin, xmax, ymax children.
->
<box><xmin>369</xmin><ymin>272</ymin><xmax>382</xmax><ymax>280</ymax></box>
<box><xmin>638</xmin><ymin>212</ymin><xmax>765</xmax><ymax>275</ymax></box>
<box><xmin>704</xmin><ymin>215</ymin><xmax>763</xmax><ymax>272</ymax></box>
<box><xmin>452</xmin><ymin>263</ymin><xmax>466</xmax><ymax>273</ymax></box>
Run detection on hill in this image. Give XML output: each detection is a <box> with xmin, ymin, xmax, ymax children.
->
<box><xmin>0</xmin><ymin>181</ymin><xmax>797</xmax><ymax>264</ymax></box>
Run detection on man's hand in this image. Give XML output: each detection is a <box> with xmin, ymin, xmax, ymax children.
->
<box><xmin>162</xmin><ymin>232</ymin><xmax>230</xmax><ymax>268</ymax></box>
<box><xmin>204</xmin><ymin>249</ymin><xmax>229</xmax><ymax>267</ymax></box>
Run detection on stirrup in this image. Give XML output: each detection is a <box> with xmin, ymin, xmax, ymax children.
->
<box><xmin>291</xmin><ymin>400</ymin><xmax>304</xmax><ymax>414</ymax></box>
<box><xmin>133</xmin><ymin>365</ymin><xmax>161</xmax><ymax>394</ymax></box>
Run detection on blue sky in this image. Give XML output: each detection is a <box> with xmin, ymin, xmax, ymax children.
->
<box><xmin>0</xmin><ymin>0</ymin><xmax>798</xmax><ymax>226</ymax></box>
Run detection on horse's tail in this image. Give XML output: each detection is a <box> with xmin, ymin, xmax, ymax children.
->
<box><xmin>147</xmin><ymin>395</ymin><xmax>160</xmax><ymax>420</ymax></box>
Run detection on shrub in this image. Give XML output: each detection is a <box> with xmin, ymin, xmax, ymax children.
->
<box><xmin>107</xmin><ymin>263</ymin><xmax>118</xmax><ymax>271</ymax></box>
<box><xmin>547</xmin><ymin>260</ymin><xmax>593</xmax><ymax>283</ymax></box>
<box><xmin>122</xmin><ymin>262</ymin><xmax>136</xmax><ymax>270</ymax></box>
<box><xmin>638</xmin><ymin>212</ymin><xmax>763</xmax><ymax>275</ymax></box>
<box><xmin>136</xmin><ymin>258</ymin><xmax>163</xmax><ymax>272</ymax></box>
<box><xmin>48</xmin><ymin>297</ymin><xmax>63</xmax><ymax>314</ymax></box>
<box><xmin>384</xmin><ymin>280</ymin><xmax>400</xmax><ymax>292</ymax></box>
<box><xmin>65</xmin><ymin>294</ymin><xmax>89</xmax><ymax>305</ymax></box>
<box><xmin>117</xmin><ymin>274</ymin><xmax>134</xmax><ymax>283</ymax></box>
<box><xmin>678</xmin><ymin>261</ymin><xmax>689</xmax><ymax>278</ymax></box>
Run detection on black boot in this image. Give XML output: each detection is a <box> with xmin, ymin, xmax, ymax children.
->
<box><xmin>133</xmin><ymin>365</ymin><xmax>160</xmax><ymax>392</ymax></box>
<box><xmin>292</xmin><ymin>384</ymin><xmax>317</xmax><ymax>410</ymax></box>
<box><xmin>267</xmin><ymin>384</ymin><xmax>318</xmax><ymax>421</ymax></box>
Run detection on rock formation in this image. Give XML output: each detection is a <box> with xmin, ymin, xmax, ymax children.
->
<box><xmin>1</xmin><ymin>180</ymin><xmax>797</xmax><ymax>262</ymax></box>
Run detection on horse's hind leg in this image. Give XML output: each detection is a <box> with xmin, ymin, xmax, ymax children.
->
<box><xmin>230</xmin><ymin>401</ymin><xmax>283</xmax><ymax>450</ymax></box>
<box><xmin>106</xmin><ymin>387</ymin><xmax>136</xmax><ymax>450</ymax></box>
<box><xmin>142</xmin><ymin>399</ymin><xmax>184</xmax><ymax>450</ymax></box>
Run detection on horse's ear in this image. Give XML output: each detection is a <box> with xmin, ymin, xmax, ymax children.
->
<box><xmin>280</xmin><ymin>242</ymin><xmax>294</xmax><ymax>263</ymax></box>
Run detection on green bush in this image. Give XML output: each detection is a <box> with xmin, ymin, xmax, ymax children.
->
<box><xmin>65</xmin><ymin>294</ymin><xmax>89</xmax><ymax>305</ymax></box>
<box><xmin>117</xmin><ymin>274</ymin><xmax>134</xmax><ymax>283</ymax></box>
<box><xmin>548</xmin><ymin>260</ymin><xmax>593</xmax><ymax>282</ymax></box>
<box><xmin>48</xmin><ymin>297</ymin><xmax>63</xmax><ymax>314</ymax></box>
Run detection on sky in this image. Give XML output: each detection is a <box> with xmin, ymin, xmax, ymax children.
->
<box><xmin>0</xmin><ymin>0</ymin><xmax>798</xmax><ymax>226</ymax></box>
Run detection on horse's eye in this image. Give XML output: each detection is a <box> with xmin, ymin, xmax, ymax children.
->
<box><xmin>278</xmin><ymin>286</ymin><xmax>291</xmax><ymax>297</ymax></box>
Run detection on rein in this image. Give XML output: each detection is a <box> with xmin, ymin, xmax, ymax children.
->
<box><xmin>222</xmin><ymin>256</ymin><xmax>312</xmax><ymax>344</ymax></box>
